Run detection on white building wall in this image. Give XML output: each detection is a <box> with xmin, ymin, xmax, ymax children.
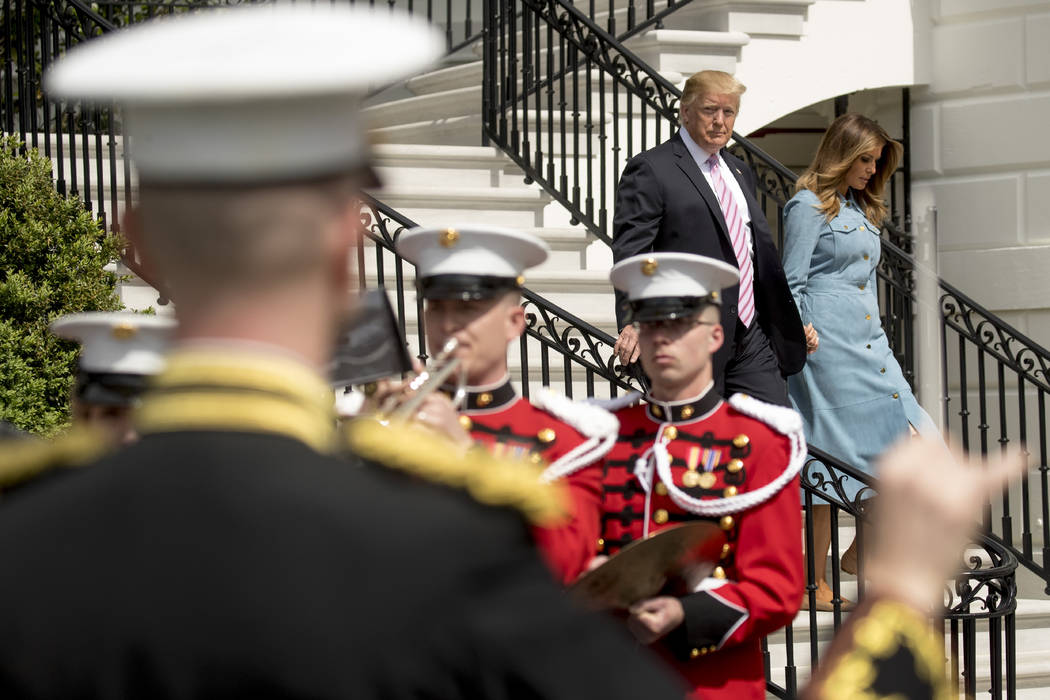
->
<box><xmin>911</xmin><ymin>0</ymin><xmax>1050</xmax><ymax>349</ymax></box>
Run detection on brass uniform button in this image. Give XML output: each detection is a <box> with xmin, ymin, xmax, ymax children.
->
<box><xmin>865</xmin><ymin>314</ymin><xmax>871</xmax><ymax>320</ymax></box>
<box><xmin>440</xmin><ymin>228</ymin><xmax>459</xmax><ymax>247</ymax></box>
<box><xmin>690</xmin><ymin>648</ymin><xmax>701</xmax><ymax>659</ymax></box>
<box><xmin>700</xmin><ymin>647</ymin><xmax>710</xmax><ymax>655</ymax></box>
<box><xmin>458</xmin><ymin>415</ymin><xmax>473</xmax><ymax>430</ymax></box>
<box><xmin>880</xmin><ymin>368</ymin><xmax>886</xmax><ymax>374</ymax></box>
<box><xmin>727</xmin><ymin>458</ymin><xmax>744</xmax><ymax>473</ymax></box>
<box><xmin>655</xmin><ymin>481</ymin><xmax>669</xmax><ymax>496</ymax></box>
<box><xmin>721</xmin><ymin>543</ymin><xmax>731</xmax><ymax>559</ymax></box>
<box><xmin>597</xmin><ymin>538</ymin><xmax>605</xmax><ymax>550</ymax></box>
<box><xmin>654</xmin><ymin>509</ymin><xmax>669</xmax><ymax>524</ymax></box>
<box><xmin>893</xmin><ymin>392</ymin><xmax>899</xmax><ymax>399</ymax></box>
<box><xmin>859</xmin><ymin>284</ymin><xmax>866</xmax><ymax>291</ymax></box>
<box><xmin>863</xmin><ymin>253</ymin><xmax>870</xmax><ymax>260</ymax></box>
<box><xmin>641</xmin><ymin>257</ymin><xmax>659</xmax><ymax>276</ymax></box>
<box><xmin>681</xmin><ymin>472</ymin><xmax>699</xmax><ymax>488</ymax></box>
<box><xmin>477</xmin><ymin>392</ymin><xmax>493</xmax><ymax>407</ymax></box>
<box><xmin>713</xmin><ymin>566</ymin><xmax>726</xmax><ymax>579</ymax></box>
<box><xmin>732</xmin><ymin>434</ymin><xmax>749</xmax><ymax>449</ymax></box>
<box><xmin>663</xmin><ymin>425</ymin><xmax>678</xmax><ymax>441</ymax></box>
<box><xmin>538</xmin><ymin>428</ymin><xmax>556</xmax><ymax>444</ymax></box>
<box><xmin>697</xmin><ymin>472</ymin><xmax>716</xmax><ymax>489</ymax></box>
<box><xmin>723</xmin><ymin>485</ymin><xmax>738</xmax><ymax>497</ymax></box>
<box><xmin>720</xmin><ymin>515</ymin><xmax>734</xmax><ymax>530</ymax></box>
<box><xmin>681</xmin><ymin>405</ymin><xmax>694</xmax><ymax>419</ymax></box>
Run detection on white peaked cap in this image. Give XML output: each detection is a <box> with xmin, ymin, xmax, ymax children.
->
<box><xmin>397</xmin><ymin>225</ymin><xmax>550</xmax><ymax>297</ymax></box>
<box><xmin>610</xmin><ymin>252</ymin><xmax>739</xmax><ymax>301</ymax></box>
<box><xmin>44</xmin><ymin>5</ymin><xmax>443</xmax><ymax>183</ymax></box>
<box><xmin>50</xmin><ymin>312</ymin><xmax>176</xmax><ymax>375</ymax></box>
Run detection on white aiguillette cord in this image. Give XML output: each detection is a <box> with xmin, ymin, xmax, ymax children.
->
<box><xmin>633</xmin><ymin>420</ymin><xmax>674</xmax><ymax>539</ymax></box>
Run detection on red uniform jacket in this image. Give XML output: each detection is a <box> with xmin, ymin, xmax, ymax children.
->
<box><xmin>600</xmin><ymin>387</ymin><xmax>805</xmax><ymax>699</ymax></box>
<box><xmin>457</xmin><ymin>379</ymin><xmax>616</xmax><ymax>583</ymax></box>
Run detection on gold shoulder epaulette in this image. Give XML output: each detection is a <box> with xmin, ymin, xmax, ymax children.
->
<box><xmin>0</xmin><ymin>426</ymin><xmax>112</xmax><ymax>492</ymax></box>
<box><xmin>342</xmin><ymin>419</ymin><xmax>567</xmax><ymax>527</ymax></box>
<box><xmin>819</xmin><ymin>598</ymin><xmax>948</xmax><ymax>700</ymax></box>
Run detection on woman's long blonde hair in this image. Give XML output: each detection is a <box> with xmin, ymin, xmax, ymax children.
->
<box><xmin>795</xmin><ymin>113</ymin><xmax>902</xmax><ymax>224</ymax></box>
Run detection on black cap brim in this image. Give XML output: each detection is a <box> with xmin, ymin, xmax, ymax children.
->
<box><xmin>418</xmin><ymin>274</ymin><xmax>521</xmax><ymax>301</ymax></box>
<box><xmin>76</xmin><ymin>372</ymin><xmax>150</xmax><ymax>407</ymax></box>
<box><xmin>627</xmin><ymin>296</ymin><xmax>718</xmax><ymax>323</ymax></box>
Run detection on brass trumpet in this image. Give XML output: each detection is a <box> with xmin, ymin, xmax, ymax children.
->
<box><xmin>378</xmin><ymin>338</ymin><xmax>465</xmax><ymax>423</ymax></box>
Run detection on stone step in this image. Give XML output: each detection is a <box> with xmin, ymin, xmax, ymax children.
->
<box><xmin>666</xmin><ymin>0</ymin><xmax>816</xmax><ymax>38</ymax></box>
<box><xmin>370</xmin><ymin>184</ymin><xmax>555</xmax><ymax>228</ymax></box>
<box><xmin>626</xmin><ymin>28</ymin><xmax>749</xmax><ymax>76</ymax></box>
<box><xmin>404</xmin><ymin>60</ymin><xmax>484</xmax><ymax>97</ymax></box>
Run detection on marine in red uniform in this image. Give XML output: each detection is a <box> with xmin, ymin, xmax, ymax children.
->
<box><xmin>599</xmin><ymin>252</ymin><xmax>806</xmax><ymax>699</ymax></box>
<box><xmin>395</xmin><ymin>225</ymin><xmax>617</xmax><ymax>583</ymax></box>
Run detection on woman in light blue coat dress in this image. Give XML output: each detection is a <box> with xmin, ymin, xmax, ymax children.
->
<box><xmin>782</xmin><ymin>114</ymin><xmax>940</xmax><ymax>608</ymax></box>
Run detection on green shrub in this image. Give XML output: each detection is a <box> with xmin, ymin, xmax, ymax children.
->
<box><xmin>0</xmin><ymin>138</ymin><xmax>123</xmax><ymax>436</ymax></box>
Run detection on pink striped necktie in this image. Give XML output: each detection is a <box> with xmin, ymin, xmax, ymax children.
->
<box><xmin>707</xmin><ymin>154</ymin><xmax>755</xmax><ymax>327</ymax></box>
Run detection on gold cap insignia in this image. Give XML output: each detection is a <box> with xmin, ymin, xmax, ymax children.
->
<box><xmin>111</xmin><ymin>322</ymin><xmax>137</xmax><ymax>340</ymax></box>
<box><xmin>439</xmin><ymin>228</ymin><xmax>460</xmax><ymax>248</ymax></box>
<box><xmin>641</xmin><ymin>257</ymin><xmax>659</xmax><ymax>276</ymax></box>
<box><xmin>516</xmin><ymin>275</ymin><xmax>526</xmax><ymax>286</ymax></box>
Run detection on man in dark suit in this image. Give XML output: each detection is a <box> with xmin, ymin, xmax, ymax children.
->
<box><xmin>612</xmin><ymin>70</ymin><xmax>807</xmax><ymax>406</ymax></box>
<box><xmin>0</xmin><ymin>7</ymin><xmax>685</xmax><ymax>699</ymax></box>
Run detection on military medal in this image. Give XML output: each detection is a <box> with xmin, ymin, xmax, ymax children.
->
<box><xmin>682</xmin><ymin>470</ymin><xmax>701</xmax><ymax>487</ymax></box>
<box><xmin>697</xmin><ymin>471</ymin><xmax>717</xmax><ymax>489</ymax></box>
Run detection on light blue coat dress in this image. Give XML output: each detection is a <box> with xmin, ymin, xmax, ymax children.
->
<box><xmin>782</xmin><ymin>189</ymin><xmax>938</xmax><ymax>501</ymax></box>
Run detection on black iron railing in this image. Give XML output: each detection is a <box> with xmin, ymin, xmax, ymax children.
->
<box><xmin>483</xmin><ymin>0</ymin><xmax>681</xmax><ymax>245</ymax></box>
<box><xmin>795</xmin><ymin>448</ymin><xmax>1017</xmax><ymax>700</ymax></box>
<box><xmin>88</xmin><ymin>0</ymin><xmax>485</xmax><ymax>54</ymax></box>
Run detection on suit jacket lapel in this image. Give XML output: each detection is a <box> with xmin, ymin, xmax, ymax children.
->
<box><xmin>671</xmin><ymin>134</ymin><xmax>731</xmax><ymax>244</ymax></box>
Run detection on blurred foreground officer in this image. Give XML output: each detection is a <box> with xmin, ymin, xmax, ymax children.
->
<box><xmin>0</xmin><ymin>7</ymin><xmax>685</xmax><ymax>699</ymax></box>
<box><xmin>51</xmin><ymin>311</ymin><xmax>174</xmax><ymax>444</ymax></box>
<box><xmin>394</xmin><ymin>225</ymin><xmax>618</xmax><ymax>583</ymax></box>
<box><xmin>598</xmin><ymin>253</ymin><xmax>805</xmax><ymax>699</ymax></box>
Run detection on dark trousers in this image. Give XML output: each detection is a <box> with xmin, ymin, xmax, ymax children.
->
<box><xmin>719</xmin><ymin>320</ymin><xmax>791</xmax><ymax>407</ymax></box>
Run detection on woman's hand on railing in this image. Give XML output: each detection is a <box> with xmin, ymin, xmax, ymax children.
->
<box><xmin>864</xmin><ymin>439</ymin><xmax>1026</xmax><ymax>614</ymax></box>
<box><xmin>804</xmin><ymin>323</ymin><xmax>819</xmax><ymax>354</ymax></box>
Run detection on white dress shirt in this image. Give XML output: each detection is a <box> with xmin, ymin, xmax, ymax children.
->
<box><xmin>679</xmin><ymin>127</ymin><xmax>754</xmax><ymax>256</ymax></box>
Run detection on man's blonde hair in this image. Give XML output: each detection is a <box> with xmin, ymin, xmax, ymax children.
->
<box><xmin>680</xmin><ymin>70</ymin><xmax>747</xmax><ymax>110</ymax></box>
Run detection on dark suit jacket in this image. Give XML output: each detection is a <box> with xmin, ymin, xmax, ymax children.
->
<box><xmin>612</xmin><ymin>132</ymin><xmax>806</xmax><ymax>382</ymax></box>
<box><xmin>0</xmin><ymin>429</ymin><xmax>685</xmax><ymax>699</ymax></box>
